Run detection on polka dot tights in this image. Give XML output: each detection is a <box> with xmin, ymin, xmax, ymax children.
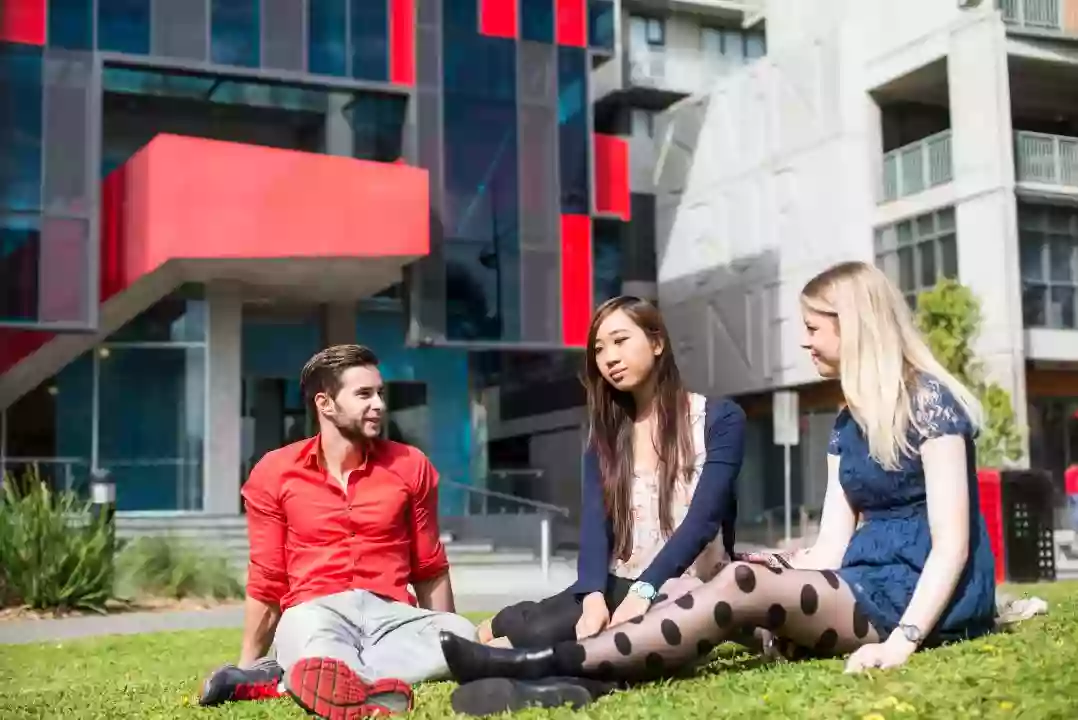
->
<box><xmin>553</xmin><ymin>562</ymin><xmax>880</xmax><ymax>681</ymax></box>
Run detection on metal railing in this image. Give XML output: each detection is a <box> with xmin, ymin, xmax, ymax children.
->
<box><xmin>999</xmin><ymin>0</ymin><xmax>1063</xmax><ymax>30</ymax></box>
<box><xmin>1015</xmin><ymin>130</ymin><xmax>1078</xmax><ymax>187</ymax></box>
<box><xmin>0</xmin><ymin>456</ymin><xmax>91</xmax><ymax>493</ymax></box>
<box><xmin>441</xmin><ymin>477</ymin><xmax>570</xmax><ymax>579</ymax></box>
<box><xmin>881</xmin><ymin>130</ymin><xmax>953</xmax><ymax>203</ymax></box>
<box><xmin>628</xmin><ymin>46</ymin><xmax>738</xmax><ymax>96</ymax></box>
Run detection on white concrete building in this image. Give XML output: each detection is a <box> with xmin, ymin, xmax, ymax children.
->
<box><xmin>653</xmin><ymin>0</ymin><xmax>1078</xmax><ymax>529</ymax></box>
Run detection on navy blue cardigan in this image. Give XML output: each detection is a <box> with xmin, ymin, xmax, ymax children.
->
<box><xmin>572</xmin><ymin>397</ymin><xmax>745</xmax><ymax>594</ymax></box>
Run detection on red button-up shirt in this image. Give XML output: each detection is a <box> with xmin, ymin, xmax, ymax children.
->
<box><xmin>241</xmin><ymin>435</ymin><xmax>450</xmax><ymax>611</ymax></box>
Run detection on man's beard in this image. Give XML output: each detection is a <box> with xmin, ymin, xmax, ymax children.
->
<box><xmin>335</xmin><ymin>417</ymin><xmax>378</xmax><ymax>443</ymax></box>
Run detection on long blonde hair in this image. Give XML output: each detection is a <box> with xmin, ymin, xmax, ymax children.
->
<box><xmin>801</xmin><ymin>261</ymin><xmax>982</xmax><ymax>470</ymax></box>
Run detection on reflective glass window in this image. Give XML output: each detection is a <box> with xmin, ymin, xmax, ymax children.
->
<box><xmin>557</xmin><ymin>46</ymin><xmax>589</xmax><ymax>214</ymax></box>
<box><xmin>0</xmin><ymin>44</ymin><xmax>43</xmax><ymax>212</ymax></box>
<box><xmin>48</xmin><ymin>0</ymin><xmax>94</xmax><ymax>50</ymax></box>
<box><xmin>520</xmin><ymin>0</ymin><xmax>554</xmax><ymax>43</ymax></box>
<box><xmin>211</xmin><ymin>0</ymin><xmax>261</xmax><ymax>68</ymax></box>
<box><xmin>98</xmin><ymin>0</ymin><xmax>151</xmax><ymax>55</ymax></box>
<box><xmin>350</xmin><ymin>0</ymin><xmax>388</xmax><ymax>81</ymax></box>
<box><xmin>588</xmin><ymin>0</ymin><xmax>615</xmax><ymax>51</ymax></box>
<box><xmin>348</xmin><ymin>93</ymin><xmax>408</xmax><ymax>162</ymax></box>
<box><xmin>0</xmin><ymin>214</ymin><xmax>40</xmax><ymax>322</ymax></box>
<box><xmin>308</xmin><ymin>0</ymin><xmax>347</xmax><ymax>76</ymax></box>
<box><xmin>593</xmin><ymin>220</ymin><xmax>622</xmax><ymax>306</ymax></box>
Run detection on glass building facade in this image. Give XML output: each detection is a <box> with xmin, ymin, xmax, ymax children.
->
<box><xmin>0</xmin><ymin>1</ymin><xmax>631</xmax><ymax>514</ymax></box>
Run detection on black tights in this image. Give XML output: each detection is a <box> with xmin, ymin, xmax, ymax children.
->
<box><xmin>552</xmin><ymin>562</ymin><xmax>881</xmax><ymax>681</ymax></box>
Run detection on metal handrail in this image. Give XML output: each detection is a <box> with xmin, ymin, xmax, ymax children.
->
<box><xmin>440</xmin><ymin>478</ymin><xmax>570</xmax><ymax>580</ymax></box>
<box><xmin>440</xmin><ymin>478</ymin><xmax>571</xmax><ymax>517</ymax></box>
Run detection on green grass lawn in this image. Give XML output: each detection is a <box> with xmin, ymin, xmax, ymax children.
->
<box><xmin>2</xmin><ymin>582</ymin><xmax>1076</xmax><ymax>720</ymax></box>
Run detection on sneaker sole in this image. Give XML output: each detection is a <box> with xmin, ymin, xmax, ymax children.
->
<box><xmin>287</xmin><ymin>658</ymin><xmax>412</xmax><ymax>719</ymax></box>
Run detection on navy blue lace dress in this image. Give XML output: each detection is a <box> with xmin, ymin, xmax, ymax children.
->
<box><xmin>832</xmin><ymin>378</ymin><xmax>997</xmax><ymax>645</ymax></box>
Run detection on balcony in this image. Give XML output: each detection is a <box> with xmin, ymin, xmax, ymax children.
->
<box><xmin>1015</xmin><ymin>131</ymin><xmax>1078</xmax><ymax>189</ymax></box>
<box><xmin>880</xmin><ymin>130</ymin><xmax>954</xmax><ymax>203</ymax></box>
<box><xmin>628</xmin><ymin>46</ymin><xmax>736</xmax><ymax>97</ymax></box>
<box><xmin>999</xmin><ymin>0</ymin><xmax>1078</xmax><ymax>34</ymax></box>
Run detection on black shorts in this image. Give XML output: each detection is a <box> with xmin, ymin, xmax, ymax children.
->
<box><xmin>488</xmin><ymin>574</ymin><xmax>635</xmax><ymax>649</ymax></box>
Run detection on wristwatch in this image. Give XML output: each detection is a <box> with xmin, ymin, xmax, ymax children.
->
<box><xmin>628</xmin><ymin>581</ymin><xmax>658</xmax><ymax>602</ymax></box>
<box><xmin>896</xmin><ymin>623</ymin><xmax>925</xmax><ymax>646</ymax></box>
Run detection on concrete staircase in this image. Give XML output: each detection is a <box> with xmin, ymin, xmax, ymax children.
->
<box><xmin>113</xmin><ymin>513</ymin><xmax>553</xmax><ymax>575</ymax></box>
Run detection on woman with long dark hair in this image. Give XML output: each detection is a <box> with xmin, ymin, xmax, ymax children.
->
<box><xmin>443</xmin><ymin>263</ymin><xmax>998</xmax><ymax>715</ymax></box>
<box><xmin>474</xmin><ymin>296</ymin><xmax>746</xmax><ymax>659</ymax></box>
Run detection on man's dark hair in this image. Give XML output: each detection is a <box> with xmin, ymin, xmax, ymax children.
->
<box><xmin>300</xmin><ymin>344</ymin><xmax>379</xmax><ymax>407</ymax></box>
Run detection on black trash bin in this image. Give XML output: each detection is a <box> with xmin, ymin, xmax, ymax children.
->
<box><xmin>998</xmin><ymin>469</ymin><xmax>1057</xmax><ymax>584</ymax></box>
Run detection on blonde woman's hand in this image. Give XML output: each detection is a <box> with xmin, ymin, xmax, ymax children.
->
<box><xmin>575</xmin><ymin>592</ymin><xmax>610</xmax><ymax>639</ymax></box>
<box><xmin>844</xmin><ymin>636</ymin><xmax>916</xmax><ymax>673</ymax></box>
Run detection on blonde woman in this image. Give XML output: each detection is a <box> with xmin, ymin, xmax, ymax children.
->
<box><xmin>439</xmin><ymin>261</ymin><xmax>997</xmax><ymax>711</ymax></box>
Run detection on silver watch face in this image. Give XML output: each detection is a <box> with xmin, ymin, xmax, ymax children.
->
<box><xmin>900</xmin><ymin>624</ymin><xmax>922</xmax><ymax>642</ymax></box>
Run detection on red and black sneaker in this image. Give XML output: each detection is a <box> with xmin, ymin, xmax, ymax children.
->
<box><xmin>286</xmin><ymin>657</ymin><xmax>413</xmax><ymax>719</ymax></box>
<box><xmin>198</xmin><ymin>659</ymin><xmax>285</xmax><ymax>706</ymax></box>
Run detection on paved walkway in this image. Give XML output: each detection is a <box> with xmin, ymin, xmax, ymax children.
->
<box><xmin>0</xmin><ymin>561</ymin><xmax>578</xmax><ymax>646</ymax></box>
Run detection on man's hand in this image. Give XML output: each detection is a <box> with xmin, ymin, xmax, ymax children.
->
<box><xmin>574</xmin><ymin>592</ymin><xmax>610</xmax><ymax>640</ymax></box>
<box><xmin>609</xmin><ymin>593</ymin><xmax>651</xmax><ymax>628</ymax></box>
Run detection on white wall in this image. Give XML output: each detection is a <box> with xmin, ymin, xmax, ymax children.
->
<box><xmin>654</xmin><ymin>1</ymin><xmax>1026</xmax><ymax>405</ymax></box>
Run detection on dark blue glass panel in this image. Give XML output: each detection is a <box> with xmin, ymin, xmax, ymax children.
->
<box><xmin>588</xmin><ymin>0</ymin><xmax>615</xmax><ymax>51</ymax></box>
<box><xmin>521</xmin><ymin>0</ymin><xmax>554</xmax><ymax>43</ymax></box>
<box><xmin>443</xmin><ymin>29</ymin><xmax>521</xmax><ymax>341</ymax></box>
<box><xmin>350</xmin><ymin>0</ymin><xmax>388</xmax><ymax>81</ymax></box>
<box><xmin>443</xmin><ymin>0</ymin><xmax>478</xmax><ymax>33</ymax></box>
<box><xmin>558</xmin><ymin>46</ymin><xmax>589</xmax><ymax>215</ymax></box>
<box><xmin>0</xmin><ymin>44</ymin><xmax>43</xmax><ymax>213</ymax></box>
<box><xmin>0</xmin><ymin>215</ymin><xmax>40</xmax><ymax>322</ymax></box>
<box><xmin>98</xmin><ymin>0</ymin><xmax>151</xmax><ymax>55</ymax></box>
<box><xmin>348</xmin><ymin>93</ymin><xmax>408</xmax><ymax>162</ymax></box>
<box><xmin>48</xmin><ymin>0</ymin><xmax>94</xmax><ymax>50</ymax></box>
<box><xmin>593</xmin><ymin>221</ymin><xmax>622</xmax><ymax>307</ymax></box>
<box><xmin>211</xmin><ymin>0</ymin><xmax>261</xmax><ymax>67</ymax></box>
<box><xmin>308</xmin><ymin>0</ymin><xmax>347</xmax><ymax>76</ymax></box>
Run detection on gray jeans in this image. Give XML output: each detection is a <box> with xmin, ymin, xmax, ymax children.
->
<box><xmin>272</xmin><ymin>589</ymin><xmax>477</xmax><ymax>686</ymax></box>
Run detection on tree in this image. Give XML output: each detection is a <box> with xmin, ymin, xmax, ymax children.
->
<box><xmin>914</xmin><ymin>278</ymin><xmax>1024</xmax><ymax>468</ymax></box>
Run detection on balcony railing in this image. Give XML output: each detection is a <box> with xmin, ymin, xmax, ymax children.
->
<box><xmin>880</xmin><ymin>130</ymin><xmax>954</xmax><ymax>203</ymax></box>
<box><xmin>1015</xmin><ymin>131</ymin><xmax>1078</xmax><ymax>187</ymax></box>
<box><xmin>998</xmin><ymin>0</ymin><xmax>1063</xmax><ymax>31</ymax></box>
<box><xmin>628</xmin><ymin>46</ymin><xmax>739</xmax><ymax>96</ymax></box>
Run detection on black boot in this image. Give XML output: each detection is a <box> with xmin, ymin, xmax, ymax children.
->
<box><xmin>450</xmin><ymin>677</ymin><xmax>618</xmax><ymax>716</ymax></box>
<box><xmin>439</xmin><ymin>631</ymin><xmax>560</xmax><ymax>683</ymax></box>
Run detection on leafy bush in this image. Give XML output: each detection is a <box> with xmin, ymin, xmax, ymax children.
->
<box><xmin>0</xmin><ymin>468</ymin><xmax>115</xmax><ymax>612</ymax></box>
<box><xmin>115</xmin><ymin>535</ymin><xmax>243</xmax><ymax>601</ymax></box>
<box><xmin>915</xmin><ymin>278</ymin><xmax>1024</xmax><ymax>468</ymax></box>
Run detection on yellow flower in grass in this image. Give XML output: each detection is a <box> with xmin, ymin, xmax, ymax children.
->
<box><xmin>862</xmin><ymin>714</ymin><xmax>886</xmax><ymax>720</ymax></box>
<box><xmin>1000</xmin><ymin>700</ymin><xmax>1016</xmax><ymax>711</ymax></box>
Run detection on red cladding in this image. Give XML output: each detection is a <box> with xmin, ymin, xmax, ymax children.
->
<box><xmin>389</xmin><ymin>0</ymin><xmax>415</xmax><ymax>86</ymax></box>
<box><xmin>560</xmin><ymin>214</ymin><xmax>592</xmax><ymax>347</ymax></box>
<box><xmin>479</xmin><ymin>0</ymin><xmax>518</xmax><ymax>38</ymax></box>
<box><xmin>0</xmin><ymin>329</ymin><xmax>51</xmax><ymax>375</ymax></box>
<box><xmin>0</xmin><ymin>0</ymin><xmax>46</xmax><ymax>45</ymax></box>
<box><xmin>100</xmin><ymin>134</ymin><xmax>429</xmax><ymax>301</ymax></box>
<box><xmin>594</xmin><ymin>134</ymin><xmax>631</xmax><ymax>221</ymax></box>
<box><xmin>555</xmin><ymin>0</ymin><xmax>586</xmax><ymax>47</ymax></box>
<box><xmin>976</xmin><ymin>470</ymin><xmax>1005</xmax><ymax>585</ymax></box>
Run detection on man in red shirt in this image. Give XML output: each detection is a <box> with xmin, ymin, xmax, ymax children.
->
<box><xmin>199</xmin><ymin>345</ymin><xmax>477</xmax><ymax>717</ymax></box>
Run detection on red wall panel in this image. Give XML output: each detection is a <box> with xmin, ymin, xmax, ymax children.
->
<box><xmin>0</xmin><ymin>0</ymin><xmax>46</xmax><ymax>45</ymax></box>
<box><xmin>0</xmin><ymin>329</ymin><xmax>51</xmax><ymax>375</ymax></box>
<box><xmin>593</xmin><ymin>134</ymin><xmax>631</xmax><ymax>221</ymax></box>
<box><xmin>555</xmin><ymin>0</ymin><xmax>586</xmax><ymax>47</ymax></box>
<box><xmin>479</xmin><ymin>0</ymin><xmax>518</xmax><ymax>39</ymax></box>
<box><xmin>977</xmin><ymin>469</ymin><xmax>1005</xmax><ymax>584</ymax></box>
<box><xmin>389</xmin><ymin>0</ymin><xmax>415</xmax><ymax>86</ymax></box>
<box><xmin>560</xmin><ymin>213</ymin><xmax>592</xmax><ymax>347</ymax></box>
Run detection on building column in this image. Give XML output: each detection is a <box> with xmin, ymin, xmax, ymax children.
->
<box><xmin>947</xmin><ymin>16</ymin><xmax>1029</xmax><ymax>462</ymax></box>
<box><xmin>204</xmin><ymin>281</ymin><xmax>243</xmax><ymax>514</ymax></box>
<box><xmin>324</xmin><ymin>92</ymin><xmax>354</xmax><ymax>158</ymax></box>
<box><xmin>320</xmin><ymin>303</ymin><xmax>357</xmax><ymax>347</ymax></box>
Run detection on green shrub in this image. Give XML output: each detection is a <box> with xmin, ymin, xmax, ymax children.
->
<box><xmin>0</xmin><ymin>468</ymin><xmax>115</xmax><ymax>613</ymax></box>
<box><xmin>115</xmin><ymin>535</ymin><xmax>244</xmax><ymax>601</ymax></box>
